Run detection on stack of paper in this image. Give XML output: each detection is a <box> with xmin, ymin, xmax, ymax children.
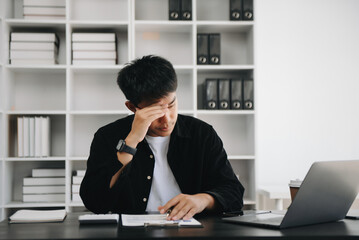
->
<box><xmin>9</xmin><ymin>209</ymin><xmax>67</xmax><ymax>223</ymax></box>
<box><xmin>72</xmin><ymin>170</ymin><xmax>85</xmax><ymax>203</ymax></box>
<box><xmin>23</xmin><ymin>0</ymin><xmax>66</xmax><ymax>20</ymax></box>
<box><xmin>72</xmin><ymin>33</ymin><xmax>117</xmax><ymax>65</ymax></box>
<box><xmin>17</xmin><ymin>116</ymin><xmax>51</xmax><ymax>157</ymax></box>
<box><xmin>10</xmin><ymin>33</ymin><xmax>59</xmax><ymax>65</ymax></box>
<box><xmin>23</xmin><ymin>168</ymin><xmax>65</xmax><ymax>203</ymax></box>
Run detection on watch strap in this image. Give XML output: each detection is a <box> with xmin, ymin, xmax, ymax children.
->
<box><xmin>116</xmin><ymin>139</ymin><xmax>137</xmax><ymax>155</ymax></box>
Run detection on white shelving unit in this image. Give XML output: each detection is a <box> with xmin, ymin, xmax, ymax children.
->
<box><xmin>0</xmin><ymin>0</ymin><xmax>256</xmax><ymax>221</ymax></box>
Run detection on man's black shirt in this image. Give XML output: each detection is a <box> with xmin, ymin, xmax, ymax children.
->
<box><xmin>80</xmin><ymin>114</ymin><xmax>245</xmax><ymax>214</ymax></box>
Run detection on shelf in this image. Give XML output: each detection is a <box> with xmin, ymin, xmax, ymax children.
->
<box><xmin>4</xmin><ymin>201</ymin><xmax>65</xmax><ymax>208</ymax></box>
<box><xmin>197</xmin><ymin>110</ymin><xmax>255</xmax><ymax>115</ymax></box>
<box><xmin>69</xmin><ymin>110</ymin><xmax>131</xmax><ymax>115</ymax></box>
<box><xmin>135</xmin><ymin>21</ymin><xmax>193</xmax><ymax>32</ymax></box>
<box><xmin>68</xmin><ymin>157</ymin><xmax>87</xmax><ymax>161</ymax></box>
<box><xmin>70</xmin><ymin>65</ymin><xmax>123</xmax><ymax>72</ymax></box>
<box><xmin>6</xmin><ymin>65</ymin><xmax>66</xmax><ymax>73</ymax></box>
<box><xmin>69</xmin><ymin>20</ymin><xmax>129</xmax><ymax>29</ymax></box>
<box><xmin>228</xmin><ymin>155</ymin><xmax>255</xmax><ymax>160</ymax></box>
<box><xmin>6</xmin><ymin>111</ymin><xmax>66</xmax><ymax>115</ymax></box>
<box><xmin>5</xmin><ymin>19</ymin><xmax>66</xmax><ymax>30</ymax></box>
<box><xmin>196</xmin><ymin>21</ymin><xmax>254</xmax><ymax>32</ymax></box>
<box><xmin>5</xmin><ymin>157</ymin><xmax>66</xmax><ymax>162</ymax></box>
<box><xmin>196</xmin><ymin>65</ymin><xmax>255</xmax><ymax>71</ymax></box>
<box><xmin>69</xmin><ymin>202</ymin><xmax>84</xmax><ymax>207</ymax></box>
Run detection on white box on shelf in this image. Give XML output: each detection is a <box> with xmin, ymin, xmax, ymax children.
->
<box><xmin>72</xmin><ymin>59</ymin><xmax>116</xmax><ymax>65</ymax></box>
<box><xmin>23</xmin><ymin>185</ymin><xmax>66</xmax><ymax>194</ymax></box>
<box><xmin>72</xmin><ymin>51</ymin><xmax>116</xmax><ymax>60</ymax></box>
<box><xmin>23</xmin><ymin>177</ymin><xmax>65</xmax><ymax>186</ymax></box>
<box><xmin>72</xmin><ymin>33</ymin><xmax>116</xmax><ymax>42</ymax></box>
<box><xmin>10</xmin><ymin>42</ymin><xmax>58</xmax><ymax>51</ymax></box>
<box><xmin>23</xmin><ymin>0</ymin><xmax>66</xmax><ymax>7</ymax></box>
<box><xmin>72</xmin><ymin>42</ymin><xmax>116</xmax><ymax>51</ymax></box>
<box><xmin>32</xmin><ymin>169</ymin><xmax>65</xmax><ymax>177</ymax></box>
<box><xmin>23</xmin><ymin>7</ymin><xmax>66</xmax><ymax>16</ymax></box>
<box><xmin>11</xmin><ymin>33</ymin><xmax>59</xmax><ymax>44</ymax></box>
<box><xmin>23</xmin><ymin>194</ymin><xmax>65</xmax><ymax>202</ymax></box>
<box><xmin>72</xmin><ymin>176</ymin><xmax>83</xmax><ymax>185</ymax></box>
<box><xmin>23</xmin><ymin>15</ymin><xmax>66</xmax><ymax>20</ymax></box>
<box><xmin>10</xmin><ymin>50</ymin><xmax>57</xmax><ymax>60</ymax></box>
<box><xmin>72</xmin><ymin>184</ymin><xmax>80</xmax><ymax>193</ymax></box>
<box><xmin>10</xmin><ymin>59</ymin><xmax>57</xmax><ymax>65</ymax></box>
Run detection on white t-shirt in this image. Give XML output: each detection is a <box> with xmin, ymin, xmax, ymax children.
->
<box><xmin>145</xmin><ymin>135</ymin><xmax>182</xmax><ymax>212</ymax></box>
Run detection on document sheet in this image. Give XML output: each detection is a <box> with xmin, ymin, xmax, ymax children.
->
<box><xmin>121</xmin><ymin>214</ymin><xmax>202</xmax><ymax>227</ymax></box>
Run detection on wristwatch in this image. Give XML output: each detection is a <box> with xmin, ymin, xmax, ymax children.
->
<box><xmin>116</xmin><ymin>139</ymin><xmax>137</xmax><ymax>155</ymax></box>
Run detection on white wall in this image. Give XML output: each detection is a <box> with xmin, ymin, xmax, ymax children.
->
<box><xmin>255</xmin><ymin>0</ymin><xmax>359</xmax><ymax>186</ymax></box>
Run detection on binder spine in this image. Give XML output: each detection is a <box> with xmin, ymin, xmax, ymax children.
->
<box><xmin>230</xmin><ymin>0</ymin><xmax>243</xmax><ymax>20</ymax></box>
<box><xmin>205</xmin><ymin>79</ymin><xmax>218</xmax><ymax>109</ymax></box>
<box><xmin>169</xmin><ymin>0</ymin><xmax>181</xmax><ymax>20</ymax></box>
<box><xmin>230</xmin><ymin>79</ymin><xmax>243</xmax><ymax>110</ymax></box>
<box><xmin>181</xmin><ymin>0</ymin><xmax>192</xmax><ymax>20</ymax></box>
<box><xmin>243</xmin><ymin>79</ymin><xmax>254</xmax><ymax>109</ymax></box>
<box><xmin>197</xmin><ymin>34</ymin><xmax>209</xmax><ymax>65</ymax></box>
<box><xmin>209</xmin><ymin>34</ymin><xmax>220</xmax><ymax>65</ymax></box>
<box><xmin>243</xmin><ymin>0</ymin><xmax>254</xmax><ymax>20</ymax></box>
<box><xmin>218</xmin><ymin>79</ymin><xmax>230</xmax><ymax>109</ymax></box>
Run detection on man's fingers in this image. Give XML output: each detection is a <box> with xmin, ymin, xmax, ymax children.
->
<box><xmin>183</xmin><ymin>209</ymin><xmax>197</xmax><ymax>220</ymax></box>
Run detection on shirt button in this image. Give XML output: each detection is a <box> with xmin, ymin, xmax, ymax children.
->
<box><xmin>147</xmin><ymin>176</ymin><xmax>151</xmax><ymax>180</ymax></box>
<box><xmin>143</xmin><ymin>198</ymin><xmax>147</xmax><ymax>202</ymax></box>
<box><xmin>149</xmin><ymin>155</ymin><xmax>154</xmax><ymax>159</ymax></box>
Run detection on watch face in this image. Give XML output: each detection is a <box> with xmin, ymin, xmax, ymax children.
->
<box><xmin>116</xmin><ymin>139</ymin><xmax>125</xmax><ymax>151</ymax></box>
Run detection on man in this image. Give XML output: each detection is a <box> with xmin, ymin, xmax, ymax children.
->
<box><xmin>80</xmin><ymin>55</ymin><xmax>244</xmax><ymax>220</ymax></box>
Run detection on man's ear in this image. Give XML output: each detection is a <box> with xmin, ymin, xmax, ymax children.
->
<box><xmin>125</xmin><ymin>101</ymin><xmax>136</xmax><ymax>113</ymax></box>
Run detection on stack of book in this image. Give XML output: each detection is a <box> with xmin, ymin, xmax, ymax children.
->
<box><xmin>10</xmin><ymin>32</ymin><xmax>59</xmax><ymax>65</ymax></box>
<box><xmin>17</xmin><ymin>116</ymin><xmax>51</xmax><ymax>157</ymax></box>
<box><xmin>72</xmin><ymin>33</ymin><xmax>117</xmax><ymax>65</ymax></box>
<box><xmin>23</xmin><ymin>0</ymin><xmax>66</xmax><ymax>20</ymax></box>
<box><xmin>72</xmin><ymin>170</ymin><xmax>85</xmax><ymax>203</ymax></box>
<box><xmin>23</xmin><ymin>168</ymin><xmax>65</xmax><ymax>203</ymax></box>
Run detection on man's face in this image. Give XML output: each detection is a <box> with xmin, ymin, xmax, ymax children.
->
<box><xmin>137</xmin><ymin>92</ymin><xmax>178</xmax><ymax>137</ymax></box>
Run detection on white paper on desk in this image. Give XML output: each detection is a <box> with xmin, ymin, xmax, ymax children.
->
<box><xmin>121</xmin><ymin>214</ymin><xmax>202</xmax><ymax>227</ymax></box>
<box><xmin>9</xmin><ymin>209</ymin><xmax>67</xmax><ymax>223</ymax></box>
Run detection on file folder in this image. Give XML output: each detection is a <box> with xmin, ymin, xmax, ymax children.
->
<box><xmin>218</xmin><ymin>79</ymin><xmax>230</xmax><ymax>109</ymax></box>
<box><xmin>209</xmin><ymin>34</ymin><xmax>220</xmax><ymax>65</ymax></box>
<box><xmin>230</xmin><ymin>79</ymin><xmax>242</xmax><ymax>109</ymax></box>
<box><xmin>169</xmin><ymin>0</ymin><xmax>181</xmax><ymax>20</ymax></box>
<box><xmin>181</xmin><ymin>0</ymin><xmax>192</xmax><ymax>20</ymax></box>
<box><xmin>230</xmin><ymin>0</ymin><xmax>242</xmax><ymax>20</ymax></box>
<box><xmin>205</xmin><ymin>79</ymin><xmax>218</xmax><ymax>109</ymax></box>
<box><xmin>197</xmin><ymin>34</ymin><xmax>209</xmax><ymax>65</ymax></box>
<box><xmin>243</xmin><ymin>79</ymin><xmax>254</xmax><ymax>109</ymax></box>
<box><xmin>243</xmin><ymin>0</ymin><xmax>254</xmax><ymax>20</ymax></box>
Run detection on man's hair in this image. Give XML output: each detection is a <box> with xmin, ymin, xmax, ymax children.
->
<box><xmin>117</xmin><ymin>55</ymin><xmax>178</xmax><ymax>106</ymax></box>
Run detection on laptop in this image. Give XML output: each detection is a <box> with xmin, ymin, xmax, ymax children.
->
<box><xmin>223</xmin><ymin>160</ymin><xmax>359</xmax><ymax>229</ymax></box>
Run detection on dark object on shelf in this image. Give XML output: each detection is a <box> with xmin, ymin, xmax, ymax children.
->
<box><xmin>243</xmin><ymin>0</ymin><xmax>254</xmax><ymax>20</ymax></box>
<box><xmin>197</xmin><ymin>34</ymin><xmax>209</xmax><ymax>64</ymax></box>
<box><xmin>205</xmin><ymin>79</ymin><xmax>218</xmax><ymax>109</ymax></box>
<box><xmin>218</xmin><ymin>79</ymin><xmax>231</xmax><ymax>109</ymax></box>
<box><xmin>230</xmin><ymin>0</ymin><xmax>243</xmax><ymax>20</ymax></box>
<box><xmin>209</xmin><ymin>34</ymin><xmax>220</xmax><ymax>64</ymax></box>
<box><xmin>169</xmin><ymin>0</ymin><xmax>181</xmax><ymax>20</ymax></box>
<box><xmin>181</xmin><ymin>0</ymin><xmax>192</xmax><ymax>20</ymax></box>
<box><xmin>230</xmin><ymin>79</ymin><xmax>243</xmax><ymax>109</ymax></box>
<box><xmin>243</xmin><ymin>79</ymin><xmax>254</xmax><ymax>109</ymax></box>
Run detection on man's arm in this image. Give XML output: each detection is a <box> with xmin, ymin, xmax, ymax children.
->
<box><xmin>109</xmin><ymin>102</ymin><xmax>168</xmax><ymax>188</ymax></box>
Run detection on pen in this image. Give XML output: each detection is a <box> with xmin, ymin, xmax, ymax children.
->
<box><xmin>166</xmin><ymin>207</ymin><xmax>174</xmax><ymax>217</ymax></box>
